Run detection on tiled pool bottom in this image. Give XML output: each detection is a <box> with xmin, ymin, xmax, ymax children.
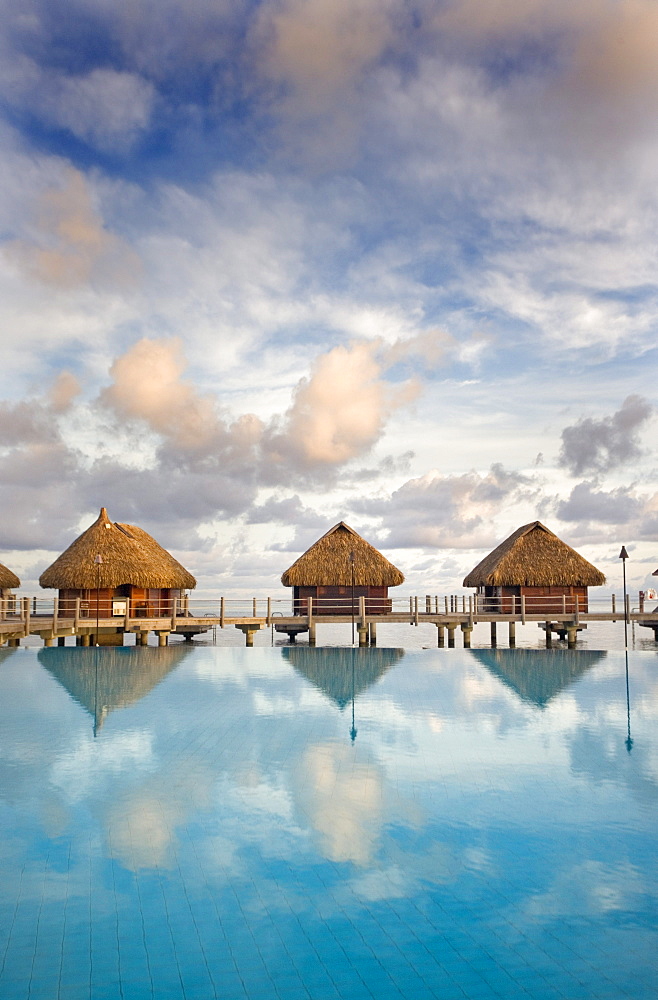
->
<box><xmin>0</xmin><ymin>646</ymin><xmax>656</xmax><ymax>1000</ymax></box>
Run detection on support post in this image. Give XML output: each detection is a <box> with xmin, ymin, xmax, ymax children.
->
<box><xmin>461</xmin><ymin>624</ymin><xmax>472</xmax><ymax>648</ymax></box>
<box><xmin>490</xmin><ymin>621</ymin><xmax>497</xmax><ymax>646</ymax></box>
<box><xmin>58</xmin><ymin>636</ymin><xmax>65</xmax><ymax>646</ymax></box>
<box><xmin>358</xmin><ymin>626</ymin><xmax>368</xmax><ymax>647</ymax></box>
<box><xmin>369</xmin><ymin>621</ymin><xmax>377</xmax><ymax>645</ymax></box>
<box><xmin>80</xmin><ymin>633</ymin><xmax>91</xmax><ymax>647</ymax></box>
<box><xmin>267</xmin><ymin>597</ymin><xmax>272</xmax><ymax>625</ymax></box>
<box><xmin>220</xmin><ymin>596</ymin><xmax>225</xmax><ymax>628</ymax></box>
<box><xmin>44</xmin><ymin>636</ymin><xmax>55</xmax><ymax>647</ymax></box>
<box><xmin>545</xmin><ymin>622</ymin><xmax>552</xmax><ymax>647</ymax></box>
<box><xmin>235</xmin><ymin>624</ymin><xmax>262</xmax><ymax>646</ymax></box>
<box><xmin>436</xmin><ymin>625</ymin><xmax>445</xmax><ymax>647</ymax></box>
<box><xmin>567</xmin><ymin>627</ymin><xmax>578</xmax><ymax>649</ymax></box>
<box><xmin>23</xmin><ymin>596</ymin><xmax>30</xmax><ymax>639</ymax></box>
<box><xmin>156</xmin><ymin>632</ymin><xmax>169</xmax><ymax>647</ymax></box>
<box><xmin>508</xmin><ymin>621</ymin><xmax>516</xmax><ymax>646</ymax></box>
<box><xmin>447</xmin><ymin>624</ymin><xmax>456</xmax><ymax>648</ymax></box>
<box><xmin>309</xmin><ymin>622</ymin><xmax>316</xmax><ymax>646</ymax></box>
<box><xmin>414</xmin><ymin>596</ymin><xmax>419</xmax><ymax>626</ymax></box>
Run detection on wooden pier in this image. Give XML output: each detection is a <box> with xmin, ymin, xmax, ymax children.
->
<box><xmin>1</xmin><ymin>594</ymin><xmax>657</xmax><ymax>648</ymax></box>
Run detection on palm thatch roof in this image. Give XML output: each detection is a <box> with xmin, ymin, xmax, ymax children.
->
<box><xmin>39</xmin><ymin>508</ymin><xmax>196</xmax><ymax>590</ymax></box>
<box><xmin>281</xmin><ymin>522</ymin><xmax>404</xmax><ymax>588</ymax></box>
<box><xmin>463</xmin><ymin>521</ymin><xmax>605</xmax><ymax>588</ymax></box>
<box><xmin>0</xmin><ymin>561</ymin><xmax>20</xmax><ymax>589</ymax></box>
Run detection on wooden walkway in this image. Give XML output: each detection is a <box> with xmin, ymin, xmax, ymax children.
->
<box><xmin>1</xmin><ymin>595</ymin><xmax>657</xmax><ymax>647</ymax></box>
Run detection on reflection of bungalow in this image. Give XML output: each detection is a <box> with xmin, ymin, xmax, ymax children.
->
<box><xmin>463</xmin><ymin>521</ymin><xmax>605</xmax><ymax>614</ymax></box>
<box><xmin>0</xmin><ymin>561</ymin><xmax>20</xmax><ymax>607</ymax></box>
<box><xmin>471</xmin><ymin>648</ymin><xmax>607</xmax><ymax>708</ymax></box>
<box><xmin>39</xmin><ymin>507</ymin><xmax>196</xmax><ymax>625</ymax></box>
<box><xmin>282</xmin><ymin>646</ymin><xmax>405</xmax><ymax>708</ymax></box>
<box><xmin>39</xmin><ymin>644</ymin><xmax>192</xmax><ymax>734</ymax></box>
<box><xmin>281</xmin><ymin>522</ymin><xmax>404</xmax><ymax>615</ymax></box>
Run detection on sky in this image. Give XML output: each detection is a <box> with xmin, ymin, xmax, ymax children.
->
<box><xmin>0</xmin><ymin>0</ymin><xmax>657</xmax><ymax>600</ymax></box>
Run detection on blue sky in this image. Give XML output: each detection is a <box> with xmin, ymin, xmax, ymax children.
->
<box><xmin>0</xmin><ymin>0</ymin><xmax>657</xmax><ymax>597</ymax></box>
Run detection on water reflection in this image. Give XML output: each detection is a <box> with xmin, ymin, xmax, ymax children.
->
<box><xmin>471</xmin><ymin>648</ymin><xmax>607</xmax><ymax>707</ymax></box>
<box><xmin>622</xmin><ymin>649</ymin><xmax>632</xmax><ymax>754</ymax></box>
<box><xmin>38</xmin><ymin>644</ymin><xmax>194</xmax><ymax>733</ymax></box>
<box><xmin>282</xmin><ymin>645</ymin><xmax>404</xmax><ymax>708</ymax></box>
<box><xmin>0</xmin><ymin>646</ymin><xmax>18</xmax><ymax>666</ymax></box>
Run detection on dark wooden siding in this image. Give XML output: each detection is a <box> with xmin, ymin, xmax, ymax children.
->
<box><xmin>293</xmin><ymin>585</ymin><xmax>391</xmax><ymax>615</ymax></box>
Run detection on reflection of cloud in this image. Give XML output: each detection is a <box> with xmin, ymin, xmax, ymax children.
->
<box><xmin>526</xmin><ymin>860</ymin><xmax>648</xmax><ymax>919</ymax></box>
<box><xmin>106</xmin><ymin>791</ymin><xmax>185</xmax><ymax>870</ymax></box>
<box><xmin>294</xmin><ymin>741</ymin><xmax>383</xmax><ymax>865</ymax></box>
<box><xmin>50</xmin><ymin>731</ymin><xmax>155</xmax><ymax>803</ymax></box>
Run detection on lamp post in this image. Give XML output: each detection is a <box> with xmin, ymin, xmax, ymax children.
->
<box><xmin>619</xmin><ymin>546</ymin><xmax>629</xmax><ymax>650</ymax></box>
<box><xmin>94</xmin><ymin>553</ymin><xmax>103</xmax><ymax>646</ymax></box>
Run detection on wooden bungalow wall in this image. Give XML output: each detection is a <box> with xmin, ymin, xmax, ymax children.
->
<box><xmin>293</xmin><ymin>585</ymin><xmax>392</xmax><ymax>615</ymax></box>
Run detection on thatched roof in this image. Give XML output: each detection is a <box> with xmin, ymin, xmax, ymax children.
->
<box><xmin>281</xmin><ymin>522</ymin><xmax>404</xmax><ymax>588</ymax></box>
<box><xmin>39</xmin><ymin>508</ymin><xmax>196</xmax><ymax>590</ymax></box>
<box><xmin>0</xmin><ymin>561</ymin><xmax>20</xmax><ymax>589</ymax></box>
<box><xmin>463</xmin><ymin>521</ymin><xmax>606</xmax><ymax>588</ymax></box>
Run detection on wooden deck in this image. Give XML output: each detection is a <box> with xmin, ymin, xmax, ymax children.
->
<box><xmin>1</xmin><ymin>594</ymin><xmax>657</xmax><ymax>647</ymax></box>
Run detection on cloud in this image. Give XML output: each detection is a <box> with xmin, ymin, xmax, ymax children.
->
<box><xmin>358</xmin><ymin>464</ymin><xmax>538</xmax><ymax>549</ymax></box>
<box><xmin>556</xmin><ymin>482</ymin><xmax>644</xmax><ymax>526</ymax></box>
<box><xmin>558</xmin><ymin>395</ymin><xmax>653</xmax><ymax>476</ymax></box>
<box><xmin>39</xmin><ymin>68</ymin><xmax>156</xmax><ymax>152</ymax></box>
<box><xmin>7</xmin><ymin>167</ymin><xmax>141</xmax><ymax>289</ymax></box>
<box><xmin>265</xmin><ymin>340</ymin><xmax>420</xmax><ymax>470</ymax></box>
<box><xmin>254</xmin><ymin>0</ymin><xmax>398</xmax><ymax>111</ymax></box>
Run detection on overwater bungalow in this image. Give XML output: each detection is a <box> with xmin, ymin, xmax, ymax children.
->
<box><xmin>39</xmin><ymin>507</ymin><xmax>196</xmax><ymax>628</ymax></box>
<box><xmin>0</xmin><ymin>561</ymin><xmax>20</xmax><ymax>599</ymax></box>
<box><xmin>463</xmin><ymin>521</ymin><xmax>605</xmax><ymax>614</ymax></box>
<box><xmin>281</xmin><ymin>521</ymin><xmax>404</xmax><ymax>615</ymax></box>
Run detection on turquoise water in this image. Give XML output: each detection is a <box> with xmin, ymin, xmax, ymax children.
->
<box><xmin>0</xmin><ymin>644</ymin><xmax>656</xmax><ymax>999</ymax></box>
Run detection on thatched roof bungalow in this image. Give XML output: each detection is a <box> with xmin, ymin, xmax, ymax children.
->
<box><xmin>0</xmin><ymin>561</ymin><xmax>20</xmax><ymax>596</ymax></box>
<box><xmin>281</xmin><ymin>521</ymin><xmax>404</xmax><ymax>615</ymax></box>
<box><xmin>40</xmin><ymin>507</ymin><xmax>195</xmax><ymax>623</ymax></box>
<box><xmin>463</xmin><ymin>521</ymin><xmax>605</xmax><ymax>614</ymax></box>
